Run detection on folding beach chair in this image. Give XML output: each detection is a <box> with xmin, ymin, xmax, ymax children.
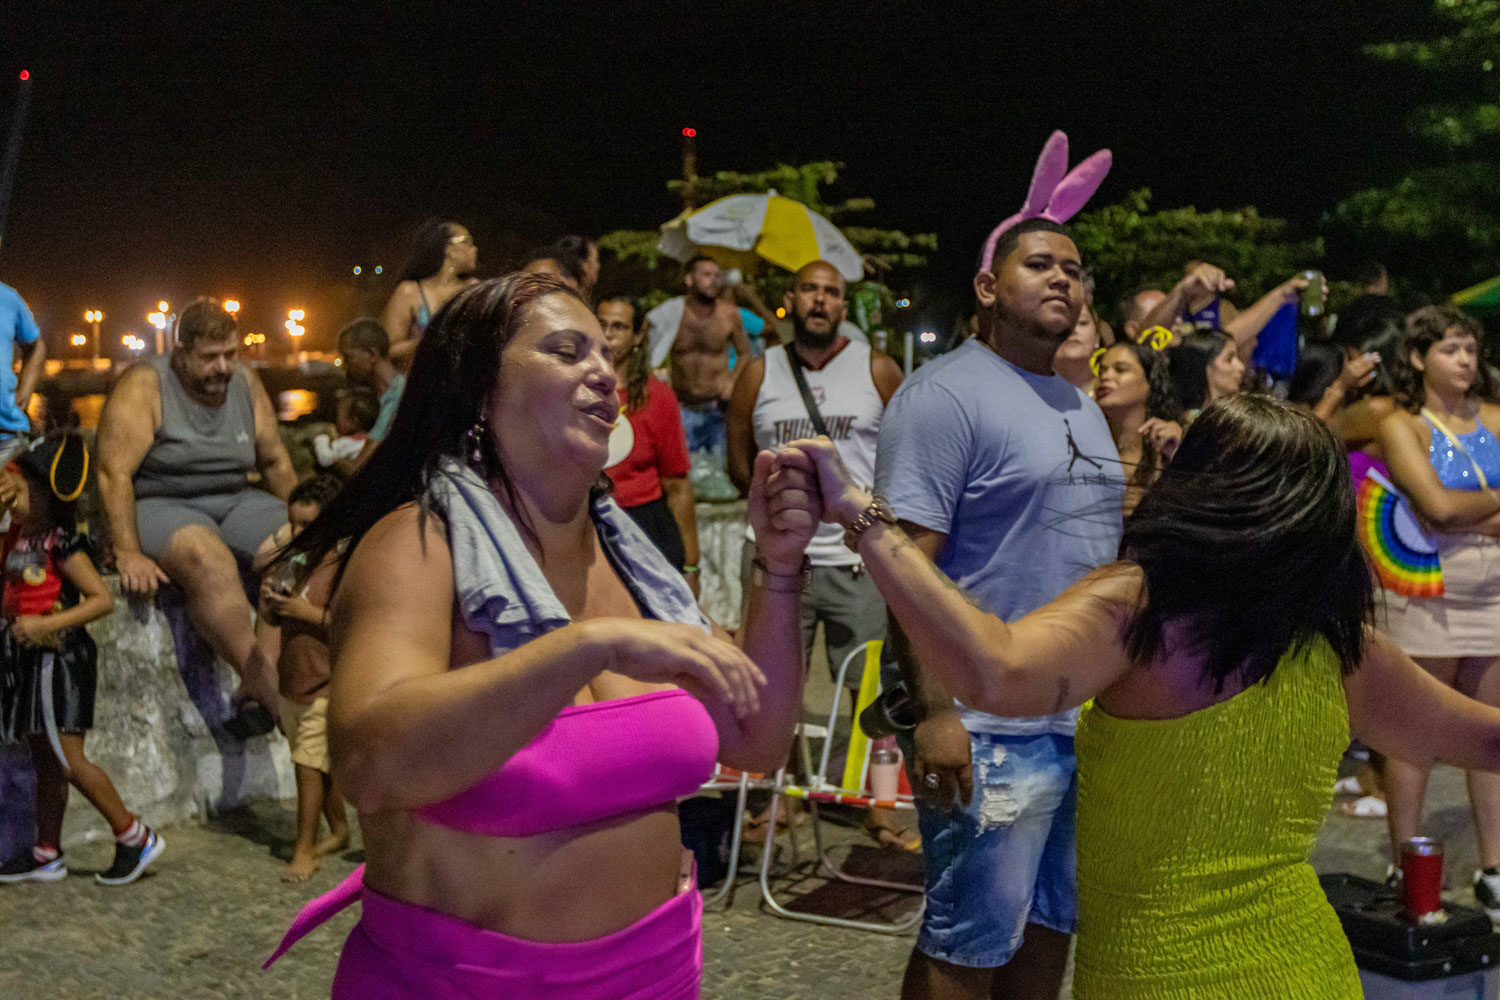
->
<box><xmin>758</xmin><ymin>640</ymin><xmax>925</xmax><ymax>933</ymax></box>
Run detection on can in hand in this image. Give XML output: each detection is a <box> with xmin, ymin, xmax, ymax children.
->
<box><xmin>1300</xmin><ymin>269</ymin><xmax>1326</xmax><ymax>318</ymax></box>
<box><xmin>1400</xmin><ymin>836</ymin><xmax>1446</xmax><ymax>924</ymax></box>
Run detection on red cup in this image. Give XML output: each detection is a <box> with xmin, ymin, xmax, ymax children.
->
<box><xmin>1400</xmin><ymin>836</ymin><xmax>1444</xmax><ymax>922</ymax></box>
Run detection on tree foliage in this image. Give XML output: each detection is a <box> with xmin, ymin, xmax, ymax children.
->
<box><xmin>1071</xmin><ymin>188</ymin><xmax>1322</xmax><ymax>313</ymax></box>
<box><xmin>1331</xmin><ymin>0</ymin><xmax>1500</xmax><ymax>297</ymax></box>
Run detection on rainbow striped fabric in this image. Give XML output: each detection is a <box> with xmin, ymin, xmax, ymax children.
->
<box><xmin>1357</xmin><ymin>467</ymin><xmax>1443</xmax><ymax>597</ymax></box>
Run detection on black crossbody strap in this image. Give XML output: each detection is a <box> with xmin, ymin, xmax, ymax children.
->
<box><xmin>786</xmin><ymin>346</ymin><xmax>832</xmax><ymax>439</ymax></box>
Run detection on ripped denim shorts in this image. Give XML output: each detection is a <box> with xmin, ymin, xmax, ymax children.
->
<box><xmin>900</xmin><ymin>730</ymin><xmax>1077</xmax><ymax>968</ymax></box>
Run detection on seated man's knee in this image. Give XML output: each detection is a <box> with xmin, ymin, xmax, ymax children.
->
<box><xmin>161</xmin><ymin>526</ymin><xmax>236</xmax><ymax>584</ymax></box>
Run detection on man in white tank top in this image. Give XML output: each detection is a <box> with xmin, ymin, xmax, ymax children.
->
<box><xmin>728</xmin><ymin>261</ymin><xmax>906</xmax><ymax>832</ymax></box>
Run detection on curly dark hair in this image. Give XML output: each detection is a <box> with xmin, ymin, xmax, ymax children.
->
<box><xmin>1099</xmin><ymin>341</ymin><xmax>1182</xmax><ymax>493</ymax></box>
<box><xmin>1391</xmin><ymin>305</ymin><xmax>1491</xmax><ymax>413</ymax></box>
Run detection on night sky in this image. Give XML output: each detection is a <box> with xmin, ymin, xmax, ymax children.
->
<box><xmin>0</xmin><ymin>2</ymin><xmax>1439</xmax><ymax>352</ymax></box>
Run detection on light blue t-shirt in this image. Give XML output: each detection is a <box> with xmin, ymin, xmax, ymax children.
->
<box><xmin>370</xmin><ymin>373</ymin><xmax>406</xmax><ymax>442</ymax></box>
<box><xmin>875</xmin><ymin>338</ymin><xmax>1124</xmax><ymax>737</ymax></box>
<box><xmin>0</xmin><ymin>283</ymin><xmax>40</xmax><ymax>433</ymax></box>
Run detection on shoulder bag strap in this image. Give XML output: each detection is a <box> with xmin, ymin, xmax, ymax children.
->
<box><xmin>786</xmin><ymin>346</ymin><xmax>832</xmax><ymax>439</ymax></box>
<box><xmin>1422</xmin><ymin>407</ymin><xmax>1490</xmax><ymax>490</ymax></box>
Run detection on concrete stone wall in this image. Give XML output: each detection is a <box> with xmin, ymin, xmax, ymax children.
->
<box><xmin>0</xmin><ymin>500</ymin><xmax>750</xmax><ymax>860</ymax></box>
<box><xmin>0</xmin><ymin>581</ymin><xmax>293</xmax><ymax>858</ymax></box>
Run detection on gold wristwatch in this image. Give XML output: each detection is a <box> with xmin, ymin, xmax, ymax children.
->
<box><xmin>843</xmin><ymin>495</ymin><xmax>898</xmax><ymax>552</ymax></box>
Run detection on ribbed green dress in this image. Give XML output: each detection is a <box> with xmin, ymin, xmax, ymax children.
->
<box><xmin>1073</xmin><ymin>642</ymin><xmax>1360</xmax><ymax>999</ymax></box>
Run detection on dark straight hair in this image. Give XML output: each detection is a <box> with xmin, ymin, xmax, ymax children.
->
<box><xmin>395</xmin><ymin>218</ymin><xmax>462</xmax><ymax>285</ymax></box>
<box><xmin>279</xmin><ymin>272</ymin><xmax>589</xmax><ymax>583</ymax></box>
<box><xmin>1122</xmin><ymin>393</ymin><xmax>1374</xmax><ymax>692</ymax></box>
<box><xmin>1167</xmin><ymin>328</ymin><xmax>1233</xmax><ymax>412</ymax></box>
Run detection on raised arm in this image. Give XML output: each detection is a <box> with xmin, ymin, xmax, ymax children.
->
<box><xmin>243</xmin><ymin>368</ymin><xmax>296</xmax><ymax>500</ymax></box>
<box><xmin>1346</xmin><ymin>629</ymin><xmax>1500</xmax><ymax>772</ymax></box>
<box><xmin>1138</xmin><ymin>263</ymin><xmax>1232</xmax><ymax>344</ymax></box>
<box><xmin>1223</xmin><ymin>274</ymin><xmax>1309</xmax><ymax>359</ymax></box>
<box><xmin>725</xmin><ymin>308</ymin><xmax>752</xmax><ymax>395</ymax></box>
<box><xmin>788</xmin><ymin>437</ymin><xmax>1138</xmax><ymax>716</ymax></box>
<box><xmin>95</xmin><ymin>367</ymin><xmax>170</xmax><ymax>596</ymax></box>
<box><xmin>1379</xmin><ymin>409</ymin><xmax>1500</xmax><ymax>533</ymax></box>
<box><xmin>330</xmin><ymin>505</ymin><xmax>764</xmax><ymax>814</ymax></box>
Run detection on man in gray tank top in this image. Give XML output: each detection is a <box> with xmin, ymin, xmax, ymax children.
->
<box><xmin>97</xmin><ymin>298</ymin><xmax>297</xmax><ymax>733</ymax></box>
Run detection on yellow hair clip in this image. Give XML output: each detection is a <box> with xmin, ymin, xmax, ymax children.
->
<box><xmin>1088</xmin><ymin>346</ymin><xmax>1107</xmax><ymax>376</ymax></box>
<box><xmin>1137</xmin><ymin>325</ymin><xmax>1173</xmax><ymax>351</ymax></box>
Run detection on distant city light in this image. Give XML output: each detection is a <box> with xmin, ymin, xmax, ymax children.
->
<box><xmin>157</xmin><ymin>300</ymin><xmax>169</xmax><ymax>313</ymax></box>
<box><xmin>147</xmin><ymin>311</ymin><xmax>166</xmax><ymax>330</ymax></box>
<box><xmin>353</xmin><ymin>266</ymin><xmax>361</xmax><ymax>275</ymax></box>
<box><xmin>70</xmin><ymin>334</ymin><xmax>86</xmax><ymax>347</ymax></box>
<box><xmin>682</xmin><ymin>127</ymin><xmax>697</xmax><ymax>138</ymax></box>
<box><xmin>896</xmin><ymin>299</ymin><xmax>911</xmax><ymax>308</ymax></box>
<box><xmin>288</xmin><ymin>308</ymin><xmax>304</xmax><ymax>321</ymax></box>
<box><xmin>374</xmin><ymin>265</ymin><xmax>383</xmax><ymax>274</ymax></box>
<box><xmin>775</xmin><ymin>307</ymin><xmax>786</xmax><ymax>318</ymax></box>
<box><xmin>919</xmin><ymin>331</ymin><xmax>937</xmax><ymax>343</ymax></box>
<box><xmin>84</xmin><ymin>310</ymin><xmax>102</xmax><ymax>323</ymax></box>
<box><xmin>223</xmin><ymin>299</ymin><xmax>240</xmax><ymax>315</ymax></box>
<box><xmin>18</xmin><ymin>71</ymin><xmax>28</xmax><ymax>82</ymax></box>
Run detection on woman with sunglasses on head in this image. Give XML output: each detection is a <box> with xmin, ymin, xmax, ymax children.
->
<box><xmin>382</xmin><ymin>218</ymin><xmax>480</xmax><ymax>369</ymax></box>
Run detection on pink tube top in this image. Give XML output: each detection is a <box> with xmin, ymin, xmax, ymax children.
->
<box><xmin>416</xmin><ymin>689</ymin><xmax>719</xmax><ymax>837</ymax></box>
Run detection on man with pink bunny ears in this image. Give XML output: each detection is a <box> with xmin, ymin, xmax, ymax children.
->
<box><xmin>875</xmin><ymin>132</ymin><xmax>1124</xmax><ymax>998</ymax></box>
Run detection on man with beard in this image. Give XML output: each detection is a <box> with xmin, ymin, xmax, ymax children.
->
<box><xmin>667</xmin><ymin>256</ymin><xmax>753</xmax><ymax>465</ymax></box>
<box><xmin>727</xmin><ymin>259</ymin><xmax>906</xmax><ymax>837</ymax></box>
<box><xmin>97</xmin><ymin>298</ymin><xmax>296</xmax><ymax>736</ymax></box>
<box><xmin>876</xmin><ymin>220</ymin><xmax>1123</xmax><ymax>999</ymax></box>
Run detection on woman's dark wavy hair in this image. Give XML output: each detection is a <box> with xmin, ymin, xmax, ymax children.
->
<box><xmin>1166</xmin><ymin>328</ymin><xmax>1233</xmax><ymax>413</ymax></box>
<box><xmin>1288</xmin><ymin>340</ymin><xmax>1347</xmax><ymax>408</ymax></box>
<box><xmin>599</xmin><ymin>295</ymin><xmax>650</xmax><ymax>413</ymax></box>
<box><xmin>1102</xmin><ymin>341</ymin><xmax>1181</xmax><ymax>491</ymax></box>
<box><xmin>1122</xmin><ymin>393</ymin><xmax>1374</xmax><ymax>692</ymax></box>
<box><xmin>278</xmin><ymin>272</ymin><xmax>589</xmax><ymax>583</ymax></box>
<box><xmin>395</xmin><ymin>218</ymin><xmax>463</xmax><ymax>285</ymax></box>
<box><xmin>1391</xmin><ymin>305</ymin><xmax>1491</xmax><ymax>414</ymax></box>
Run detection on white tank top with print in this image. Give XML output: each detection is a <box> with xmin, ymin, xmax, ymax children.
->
<box><xmin>748</xmin><ymin>340</ymin><xmax>884</xmax><ymax>567</ymax></box>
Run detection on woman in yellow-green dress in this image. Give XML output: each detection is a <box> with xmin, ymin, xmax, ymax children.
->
<box><xmin>783</xmin><ymin>394</ymin><xmax>1500</xmax><ymax>999</ymax></box>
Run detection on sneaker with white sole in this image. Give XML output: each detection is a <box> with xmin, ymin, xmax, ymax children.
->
<box><xmin>0</xmin><ymin>851</ymin><xmax>67</xmax><ymax>883</ymax></box>
<box><xmin>95</xmin><ymin>829</ymin><xmax>164</xmax><ymax>886</ymax></box>
<box><xmin>1476</xmin><ymin>867</ymin><xmax>1500</xmax><ymax>923</ymax></box>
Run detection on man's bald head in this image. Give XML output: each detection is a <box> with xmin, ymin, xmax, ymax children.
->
<box><xmin>785</xmin><ymin>260</ymin><xmax>847</xmax><ymax>349</ymax></box>
<box><xmin>1119</xmin><ymin>287</ymin><xmax>1166</xmax><ymax>340</ymax></box>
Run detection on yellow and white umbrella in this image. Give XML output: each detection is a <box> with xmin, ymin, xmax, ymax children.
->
<box><xmin>657</xmin><ymin>190</ymin><xmax>864</xmax><ymax>281</ymax></box>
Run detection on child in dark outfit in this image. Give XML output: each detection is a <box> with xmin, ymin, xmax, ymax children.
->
<box><xmin>0</xmin><ymin>433</ymin><xmax>164</xmax><ymax>885</ymax></box>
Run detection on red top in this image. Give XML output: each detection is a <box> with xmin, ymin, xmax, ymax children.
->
<box><xmin>605</xmin><ymin>377</ymin><xmax>691</xmax><ymax>508</ymax></box>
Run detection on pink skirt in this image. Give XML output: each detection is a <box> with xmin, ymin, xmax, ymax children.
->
<box><xmin>267</xmin><ymin>864</ymin><xmax>701</xmax><ymax>999</ymax></box>
<box><xmin>332</xmin><ymin>885</ymin><xmax>701</xmax><ymax>999</ymax></box>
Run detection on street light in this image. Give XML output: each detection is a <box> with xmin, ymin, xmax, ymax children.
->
<box><xmin>223</xmin><ymin>299</ymin><xmax>240</xmax><ymax>317</ymax></box>
<box><xmin>83</xmin><ymin>310</ymin><xmax>103</xmax><ymax>360</ymax></box>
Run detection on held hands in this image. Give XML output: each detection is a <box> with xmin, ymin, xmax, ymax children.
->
<box><xmin>747</xmin><ymin>448</ymin><xmax>821</xmax><ymax>572</ymax></box>
<box><xmin>772</xmin><ymin>437</ymin><xmax>872</xmax><ymax>528</ymax></box>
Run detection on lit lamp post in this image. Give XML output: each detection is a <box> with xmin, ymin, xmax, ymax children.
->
<box><xmin>69</xmin><ymin>333</ymin><xmax>86</xmax><ymax>365</ymax></box>
<box><xmin>223</xmin><ymin>299</ymin><xmax>240</xmax><ymax>322</ymax></box>
<box><xmin>121</xmin><ymin>334</ymin><xmax>145</xmax><ymax>360</ymax></box>
<box><xmin>285</xmin><ymin>308</ymin><xmax>305</xmax><ymax>364</ymax></box>
<box><xmin>147</xmin><ymin>309</ymin><xmax>168</xmax><ymax>354</ymax></box>
<box><xmin>83</xmin><ymin>310</ymin><xmax>103</xmax><ymax>360</ymax></box>
<box><xmin>242</xmin><ymin>331</ymin><xmax>265</xmax><ymax>359</ymax></box>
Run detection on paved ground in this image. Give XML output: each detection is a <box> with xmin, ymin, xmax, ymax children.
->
<box><xmin>1</xmin><ymin>761</ymin><xmax>1481</xmax><ymax>1000</ymax></box>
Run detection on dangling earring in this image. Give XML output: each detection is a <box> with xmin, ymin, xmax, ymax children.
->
<box><xmin>464</xmin><ymin>417</ymin><xmax>489</xmax><ymax>468</ymax></box>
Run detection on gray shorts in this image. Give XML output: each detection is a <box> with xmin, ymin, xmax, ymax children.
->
<box><xmin>741</xmin><ymin>540</ymin><xmax>888</xmax><ymax>688</ymax></box>
<box><xmin>135</xmin><ymin>490</ymin><xmax>288</xmax><ymax>564</ymax></box>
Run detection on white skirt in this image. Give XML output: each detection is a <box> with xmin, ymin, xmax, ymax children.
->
<box><xmin>1380</xmin><ymin>533</ymin><xmax>1500</xmax><ymax>658</ymax></box>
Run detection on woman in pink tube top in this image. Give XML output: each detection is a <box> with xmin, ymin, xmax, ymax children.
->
<box><xmin>264</xmin><ymin>272</ymin><xmax>819</xmax><ymax>999</ymax></box>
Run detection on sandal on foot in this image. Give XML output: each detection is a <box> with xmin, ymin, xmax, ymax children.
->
<box><xmin>1339</xmin><ymin>795</ymin><xmax>1387</xmax><ymax>819</ymax></box>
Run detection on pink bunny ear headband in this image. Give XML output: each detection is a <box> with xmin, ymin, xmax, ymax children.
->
<box><xmin>977</xmin><ymin>130</ymin><xmax>1112</xmax><ymax>274</ymax></box>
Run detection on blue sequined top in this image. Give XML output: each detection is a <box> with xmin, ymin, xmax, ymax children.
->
<box><xmin>1426</xmin><ymin>416</ymin><xmax>1500</xmax><ymax>490</ymax></box>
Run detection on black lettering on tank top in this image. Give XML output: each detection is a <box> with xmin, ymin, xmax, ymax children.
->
<box><xmin>772</xmin><ymin>414</ymin><xmax>856</xmax><ymax>445</ymax></box>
